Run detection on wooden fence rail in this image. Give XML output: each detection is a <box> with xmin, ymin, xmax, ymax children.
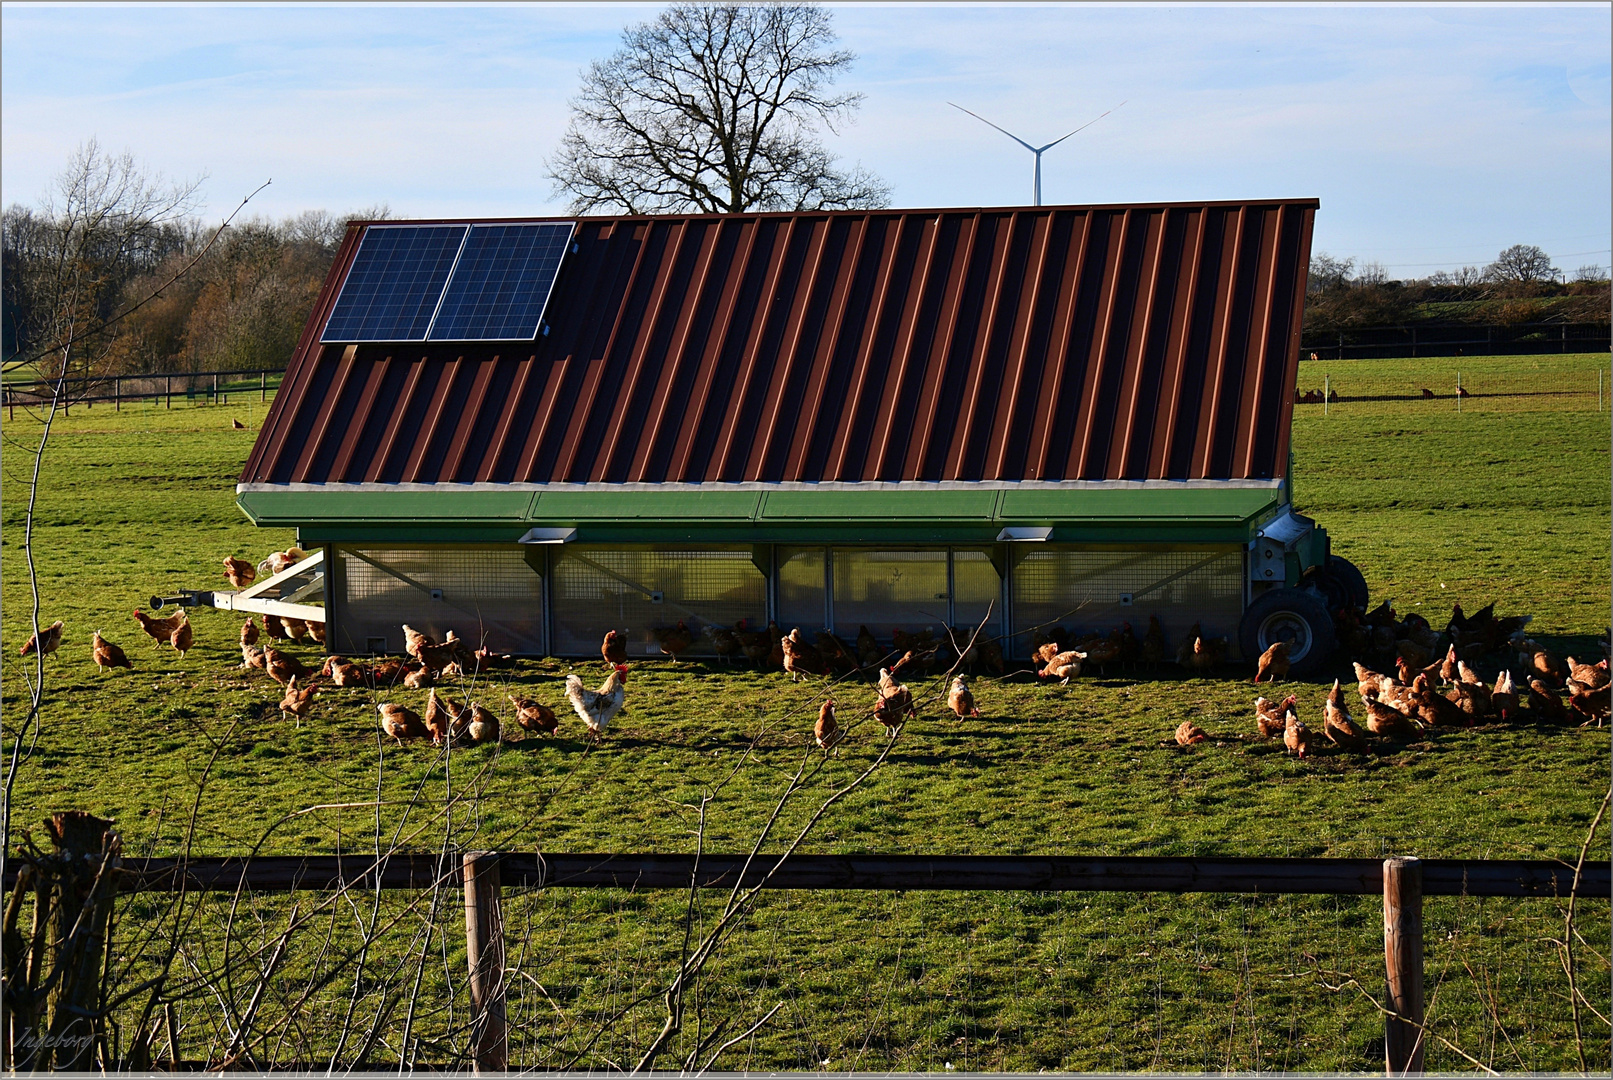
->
<box><xmin>5</xmin><ymin>853</ymin><xmax>1605</xmax><ymax>1076</ymax></box>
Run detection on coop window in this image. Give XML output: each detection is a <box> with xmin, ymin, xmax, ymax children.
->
<box><xmin>338</xmin><ymin>547</ymin><xmax>545</xmax><ymax>655</ymax></box>
<box><xmin>1009</xmin><ymin>545</ymin><xmax>1243</xmax><ymax>658</ymax></box>
<box><xmin>549</xmin><ymin>547</ymin><xmax>766</xmax><ymax>658</ymax></box>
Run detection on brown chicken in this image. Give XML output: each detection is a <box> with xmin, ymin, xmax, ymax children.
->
<box><xmin>1566</xmin><ymin>656</ymin><xmax>1610</xmax><ymax>689</ymax></box>
<box><xmin>1283</xmin><ymin>709</ymin><xmax>1314</xmax><ymax>758</ymax></box>
<box><xmin>1410</xmin><ymin>674</ymin><xmax>1467</xmax><ymax>728</ymax></box>
<box><xmin>464</xmin><ymin>702</ymin><xmax>500</xmax><ymax>744</ymax></box>
<box><xmin>1141</xmin><ymin>615</ymin><xmax>1167</xmax><ymax>667</ymax></box>
<box><xmin>1528</xmin><ymin>678</ymin><xmax>1570</xmax><ymax>723</ymax></box>
<box><xmin>240</xmin><ymin>618</ymin><xmax>260</xmax><ymax>646</ymax></box>
<box><xmin>424</xmin><ymin>689</ymin><xmax>464</xmax><ymax>745</ymax></box>
<box><xmin>222</xmin><ymin>556</ymin><xmax>257</xmax><ymax>589</ymax></box>
<box><xmin>654</xmin><ymin>621</ymin><xmax>695</xmax><ymax>663</ymax></box>
<box><xmin>279</xmin><ymin>676</ymin><xmax>319</xmax><ymax>725</ymax></box>
<box><xmin>782</xmin><ymin>628</ymin><xmax>828</xmax><ymax>682</ymax></box>
<box><xmin>261</xmin><ymin>612</ymin><xmax>289</xmax><ymax>641</ymax></box>
<box><xmin>240</xmin><ymin>643</ymin><xmax>266</xmax><ymax>671</ymax></box>
<box><xmin>378</xmin><ymin>703</ymin><xmax>429</xmax><ymax>744</ymax></box>
<box><xmin>308</xmin><ymin>621</ymin><xmax>327</xmax><ymax>646</ymax></box>
<box><xmin>765</xmin><ymin>621</ymin><xmax>785</xmax><ymax>670</ymax></box>
<box><xmin>875</xmin><ymin>668</ymin><xmax>915</xmax><ymax>737</ymax></box>
<box><xmin>264</xmin><ymin>646</ymin><xmax>312</xmax><ymax>687</ymax></box>
<box><xmin>403</xmin><ymin>664</ymin><xmax>435</xmax><ymax>690</ymax></box>
<box><xmin>133</xmin><ymin>609</ymin><xmax>184</xmax><ymax>646</ymax></box>
<box><xmin>815</xmin><ymin>631</ymin><xmax>857</xmax><ymax>672</ymax></box>
<box><xmin>856</xmin><ymin>625</ymin><xmax>882</xmax><ymax>669</ymax></box>
<box><xmin>1034</xmin><ymin>641</ymin><xmax>1064</xmax><ymax>665</ymax></box>
<box><xmin>706</xmin><ymin>624</ymin><xmax>742</xmax><ymax>665</ymax></box>
<box><xmin>169</xmin><ymin>615</ymin><xmax>193</xmax><ymax>658</ymax></box>
<box><xmin>1361</xmin><ymin>693</ymin><xmax>1419</xmax><ymax>739</ymax></box>
<box><xmin>1253</xmin><ymin>641</ymin><xmax>1290</xmax><ymax>684</ymax></box>
<box><xmin>1353</xmin><ymin>661</ymin><xmax>1398</xmax><ymax>701</ymax></box>
<box><xmin>1082</xmin><ymin>635</ymin><xmax>1123</xmax><ymax>673</ymax></box>
<box><xmin>1567</xmin><ymin>679</ymin><xmax>1611</xmax><ymax>726</ymax></box>
<box><xmin>1521</xmin><ymin>641</ymin><xmax>1566</xmax><ymax>684</ymax></box>
<box><xmin>1175</xmin><ymin>719</ymin><xmax>1208</xmax><ymax>746</ymax></box>
<box><xmin>510</xmin><ymin>695</ymin><xmax>560</xmax><ymax>736</ymax></box>
<box><xmin>1038</xmin><ymin>649</ymin><xmax>1086</xmax><ymax>685</ymax></box>
<box><xmin>1490</xmin><ymin>669</ymin><xmax>1519</xmax><ymax>721</ymax></box>
<box><xmin>19</xmin><ymin>620</ymin><xmax>64</xmax><ymax>659</ymax></box>
<box><xmin>402</xmin><ymin>624</ymin><xmax>435</xmax><ymax>661</ymax></box>
<box><xmin>260</xmin><ymin>546</ymin><xmax>308</xmax><ymax>577</ymax></box>
<box><xmin>414</xmin><ymin>639</ymin><xmax>459</xmax><ymax>676</ymax></box>
<box><xmin>320</xmin><ymin>655</ymin><xmax>369</xmax><ymax>688</ymax></box>
<box><xmin>371</xmin><ymin>657</ymin><xmax>407</xmax><ymax>686</ymax></box>
<box><xmin>91</xmin><ymin>630</ymin><xmax>132</xmax><ymax>671</ymax></box>
<box><xmin>281</xmin><ymin>617</ymin><xmax>310</xmax><ymax>643</ymax></box>
<box><xmin>947</xmin><ymin>675</ymin><xmax>981</xmax><ymax>720</ymax></box>
<box><xmin>1178</xmin><ymin>635</ymin><xmax>1226</xmax><ymax>674</ymax></box>
<box><xmin>1323</xmin><ymin>688</ymin><xmax>1365</xmax><ymax>749</ymax></box>
<box><xmin>1255</xmin><ymin>695</ymin><xmax>1294</xmax><ymax>739</ymax></box>
<box><xmin>815</xmin><ymin>698</ymin><xmax>841</xmax><ymax>750</ymax></box>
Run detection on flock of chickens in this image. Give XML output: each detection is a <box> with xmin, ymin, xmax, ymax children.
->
<box><xmin>15</xmin><ymin>538</ymin><xmax>1610</xmax><ymax>761</ymax></box>
<box><xmin>1173</xmin><ymin>600</ymin><xmax>1612</xmax><ymax>756</ymax></box>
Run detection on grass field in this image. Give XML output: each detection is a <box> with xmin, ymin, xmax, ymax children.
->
<box><xmin>2</xmin><ymin>352</ymin><xmax>1608</xmax><ymax>1071</ymax></box>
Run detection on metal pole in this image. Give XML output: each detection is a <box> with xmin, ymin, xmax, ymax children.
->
<box><xmin>115</xmin><ymin>376</ymin><xmax>120</xmax><ymax>412</ymax></box>
<box><xmin>261</xmin><ymin>370</ymin><xmax>267</xmax><ymax>403</ymax></box>
<box><xmin>462</xmin><ymin>853</ymin><xmax>507</xmax><ymax>1073</ymax></box>
<box><xmin>165</xmin><ymin>375</ymin><xmax>171</xmax><ymax>410</ymax></box>
<box><xmin>1383</xmin><ymin>857</ymin><xmax>1425</xmax><ymax>1076</ymax></box>
<box><xmin>214</xmin><ymin>372</ymin><xmax>219</xmax><ymax>406</ymax></box>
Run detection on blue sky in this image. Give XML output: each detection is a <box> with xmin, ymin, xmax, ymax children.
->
<box><xmin>3</xmin><ymin>2</ymin><xmax>1609</xmax><ymax>276</ymax></box>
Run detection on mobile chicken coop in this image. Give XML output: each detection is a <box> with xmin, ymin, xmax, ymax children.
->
<box><xmin>231</xmin><ymin>200</ymin><xmax>1369</xmax><ymax>674</ymax></box>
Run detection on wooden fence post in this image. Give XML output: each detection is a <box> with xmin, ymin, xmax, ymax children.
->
<box><xmin>260</xmin><ymin>370</ymin><xmax>267</xmax><ymax>402</ymax></box>
<box><xmin>165</xmin><ymin>375</ymin><xmax>171</xmax><ymax>409</ymax></box>
<box><xmin>463</xmin><ymin>852</ymin><xmax>507</xmax><ymax>1073</ymax></box>
<box><xmin>1384</xmin><ymin>856</ymin><xmax>1425</xmax><ymax>1076</ymax></box>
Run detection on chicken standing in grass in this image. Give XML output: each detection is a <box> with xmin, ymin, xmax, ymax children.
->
<box><xmin>1255</xmin><ymin>695</ymin><xmax>1294</xmax><ymax>739</ymax></box>
<box><xmin>169</xmin><ymin>615</ymin><xmax>193</xmax><ymax>658</ymax></box>
<box><xmin>423</xmin><ymin>689</ymin><xmax>465</xmax><ymax>745</ymax></box>
<box><xmin>1566</xmin><ymin>656</ymin><xmax>1609</xmax><ymax>689</ymax></box>
<box><xmin>261</xmin><ymin>613</ymin><xmax>288</xmax><ymax>641</ymax></box>
<box><xmin>1253</xmin><ymin>641</ymin><xmax>1290</xmax><ymax>683</ymax></box>
<box><xmin>1567</xmin><ymin>679</ymin><xmax>1611</xmax><ymax>727</ymax></box>
<box><xmin>465</xmin><ymin>702</ymin><xmax>499</xmax><ymax>744</ymax></box>
<box><xmin>815</xmin><ymin>698</ymin><xmax>841</xmax><ymax>750</ymax></box>
<box><xmin>264</xmin><ymin>646</ymin><xmax>312</xmax><ymax>687</ymax></box>
<box><xmin>1361</xmin><ymin>692</ymin><xmax>1419</xmax><ymax>739</ymax></box>
<box><xmin>279</xmin><ymin>676</ymin><xmax>319</xmax><ymax>726</ymax></box>
<box><xmin>1038</xmin><ymin>649</ymin><xmax>1086</xmax><ymax>685</ymax></box>
<box><xmin>782</xmin><ymin>628</ymin><xmax>828</xmax><ymax>682</ymax></box>
<box><xmin>947</xmin><ymin>675</ymin><xmax>981</xmax><ymax>720</ymax></box>
<box><xmin>378</xmin><ymin>703</ymin><xmax>429</xmax><ymax>744</ymax></box>
<box><xmin>402</xmin><ymin>624</ymin><xmax>435</xmax><ymax>660</ymax></box>
<box><xmin>567</xmin><ymin>665</ymin><xmax>629</xmax><ymax>740</ymax></box>
<box><xmin>654</xmin><ymin>621</ymin><xmax>695</xmax><ymax>663</ymax></box>
<box><xmin>856</xmin><ymin>625</ymin><xmax>881</xmax><ymax>669</ymax></box>
<box><xmin>874</xmin><ymin>668</ymin><xmax>915</xmax><ymax>738</ymax></box>
<box><xmin>1528</xmin><ymin>678</ymin><xmax>1570</xmax><ymax>723</ymax></box>
<box><xmin>510</xmin><ymin>695</ymin><xmax>560</xmax><ymax>737</ymax></box>
<box><xmin>19</xmin><ymin>620</ymin><xmax>64</xmax><ymax>659</ymax></box>
<box><xmin>1175</xmin><ymin>720</ymin><xmax>1207</xmax><ymax>746</ymax></box>
<box><xmin>1177</xmin><ymin>635</ymin><xmax>1226</xmax><ymax>674</ymax></box>
<box><xmin>320</xmin><ymin>655</ymin><xmax>369</xmax><ymax>688</ymax></box>
<box><xmin>1283</xmin><ymin>708</ymin><xmax>1314</xmax><ymax>758</ymax></box>
<box><xmin>240</xmin><ymin>643</ymin><xmax>266</xmax><ymax>671</ymax></box>
<box><xmin>133</xmin><ymin>609</ymin><xmax>184</xmax><ymax>647</ymax></box>
<box><xmin>222</xmin><ymin>556</ymin><xmax>257</xmax><ymax>589</ymax></box>
<box><xmin>91</xmin><ymin>630</ymin><xmax>132</xmax><ymax>672</ymax></box>
<box><xmin>240</xmin><ymin>619</ymin><xmax>259</xmax><ymax>646</ymax></box>
<box><xmin>1323</xmin><ymin>683</ymin><xmax>1365</xmax><ymax>749</ymax></box>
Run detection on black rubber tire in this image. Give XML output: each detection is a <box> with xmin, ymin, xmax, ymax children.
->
<box><xmin>1239</xmin><ymin>587</ymin><xmax>1338</xmax><ymax>677</ymax></box>
<box><xmin>1328</xmin><ymin>555</ymin><xmax>1370</xmax><ymax>611</ymax></box>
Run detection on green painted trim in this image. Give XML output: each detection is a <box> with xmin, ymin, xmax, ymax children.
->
<box><xmin>245</xmin><ymin>484</ymin><xmax>1284</xmax><ymax>543</ymax></box>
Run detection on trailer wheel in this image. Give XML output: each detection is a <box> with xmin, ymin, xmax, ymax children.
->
<box><xmin>1323</xmin><ymin>555</ymin><xmax>1370</xmax><ymax>612</ymax></box>
<box><xmin>1239</xmin><ymin>588</ymin><xmax>1338</xmax><ymax>676</ymax></box>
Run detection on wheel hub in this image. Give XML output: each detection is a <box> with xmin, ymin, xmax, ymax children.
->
<box><xmin>1258</xmin><ymin>611</ymin><xmax>1313</xmax><ymax>662</ymax></box>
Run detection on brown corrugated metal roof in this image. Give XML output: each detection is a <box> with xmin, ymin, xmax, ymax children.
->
<box><xmin>242</xmin><ymin>200</ymin><xmax>1316</xmax><ymax>486</ymax></box>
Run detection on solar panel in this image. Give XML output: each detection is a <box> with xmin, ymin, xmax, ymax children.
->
<box><xmin>320</xmin><ymin>225</ymin><xmax>467</xmax><ymax>343</ymax></box>
<box><xmin>427</xmin><ymin>222</ymin><xmax>575</xmax><ymax>341</ymax></box>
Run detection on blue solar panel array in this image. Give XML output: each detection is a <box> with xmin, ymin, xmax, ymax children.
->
<box><xmin>320</xmin><ymin>221</ymin><xmax>575</xmax><ymax>344</ymax></box>
<box><xmin>428</xmin><ymin>223</ymin><xmax>574</xmax><ymax>341</ymax></box>
<box><xmin>320</xmin><ymin>226</ymin><xmax>467</xmax><ymax>343</ymax></box>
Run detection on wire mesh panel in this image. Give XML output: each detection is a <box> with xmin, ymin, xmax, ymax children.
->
<box><xmin>777</xmin><ymin>547</ymin><xmax>827</xmax><ymax>632</ymax></box>
<box><xmin>1009</xmin><ymin>545</ymin><xmax>1244</xmax><ymax>659</ymax></box>
<box><xmin>832</xmin><ymin>549</ymin><xmax>950</xmax><ymax>641</ymax></box>
<box><xmin>338</xmin><ymin>547</ymin><xmax>544</xmax><ymax>655</ymax></box>
<box><xmin>550</xmin><ymin>547</ymin><xmax>766</xmax><ymax>658</ymax></box>
<box><xmin>953</xmin><ymin>547</ymin><xmax>1004</xmax><ymax>638</ymax></box>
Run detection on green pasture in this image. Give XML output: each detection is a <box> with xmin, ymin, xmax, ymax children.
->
<box><xmin>1</xmin><ymin>352</ymin><xmax>1608</xmax><ymax>1071</ymax></box>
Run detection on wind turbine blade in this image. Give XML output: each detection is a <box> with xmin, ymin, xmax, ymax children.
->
<box><xmin>948</xmin><ymin>102</ymin><xmax>1039</xmax><ymax>153</ymax></box>
<box><xmin>1039</xmin><ymin>100</ymin><xmax>1128</xmax><ymax>152</ymax></box>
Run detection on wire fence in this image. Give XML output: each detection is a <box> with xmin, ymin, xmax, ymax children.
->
<box><xmin>1295</xmin><ymin>353</ymin><xmax>1610</xmax><ymax>415</ymax></box>
<box><xmin>0</xmin><ymin>367</ymin><xmax>285</xmax><ymax>417</ymax></box>
<box><xmin>1301</xmin><ymin>322</ymin><xmax>1610</xmax><ymax>361</ymax></box>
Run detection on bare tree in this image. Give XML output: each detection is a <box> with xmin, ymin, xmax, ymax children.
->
<box><xmin>1486</xmin><ymin>244</ymin><xmax>1559</xmax><ymax>285</ymax></box>
<box><xmin>549</xmin><ymin>3</ymin><xmax>890</xmax><ymax>214</ymax></box>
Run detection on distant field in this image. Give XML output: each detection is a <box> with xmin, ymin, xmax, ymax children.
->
<box><xmin>1</xmin><ymin>353</ymin><xmax>1607</xmax><ymax>1071</ymax></box>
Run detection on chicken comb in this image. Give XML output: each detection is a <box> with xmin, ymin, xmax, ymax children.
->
<box><xmin>615</xmin><ymin>664</ymin><xmax>630</xmax><ymax>675</ymax></box>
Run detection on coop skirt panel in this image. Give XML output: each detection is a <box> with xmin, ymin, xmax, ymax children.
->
<box><xmin>776</xmin><ymin>546</ymin><xmax>1003</xmax><ymax>647</ymax></box>
<box><xmin>336</xmin><ymin>547</ymin><xmax>545</xmax><ymax>655</ymax></box>
<box><xmin>549</xmin><ymin>546</ymin><xmax>767</xmax><ymax>658</ymax></box>
<box><xmin>1009</xmin><ymin>545</ymin><xmax>1244</xmax><ymax>659</ymax></box>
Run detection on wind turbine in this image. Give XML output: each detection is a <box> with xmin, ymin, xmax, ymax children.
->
<box><xmin>949</xmin><ymin>101</ymin><xmax>1124</xmax><ymax>206</ymax></box>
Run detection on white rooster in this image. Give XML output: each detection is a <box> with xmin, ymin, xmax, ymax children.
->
<box><xmin>566</xmin><ymin>664</ymin><xmax>629</xmax><ymax>739</ymax></box>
